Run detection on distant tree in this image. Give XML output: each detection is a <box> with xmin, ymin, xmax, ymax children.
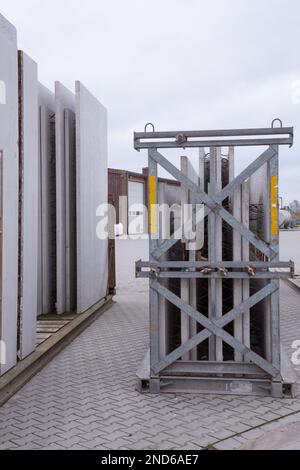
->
<box><xmin>290</xmin><ymin>200</ymin><xmax>300</xmax><ymax>215</ymax></box>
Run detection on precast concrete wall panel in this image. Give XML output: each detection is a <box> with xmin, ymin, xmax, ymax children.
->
<box><xmin>18</xmin><ymin>51</ymin><xmax>38</xmax><ymax>358</ymax></box>
<box><xmin>75</xmin><ymin>82</ymin><xmax>108</xmax><ymax>313</ymax></box>
<box><xmin>55</xmin><ymin>82</ymin><xmax>75</xmax><ymax>314</ymax></box>
<box><xmin>250</xmin><ymin>163</ymin><xmax>272</xmax><ymax>362</ymax></box>
<box><xmin>0</xmin><ymin>14</ymin><xmax>19</xmax><ymax>374</ymax></box>
<box><xmin>64</xmin><ymin>109</ymin><xmax>77</xmax><ymax>312</ymax></box>
<box><xmin>38</xmin><ymin>84</ymin><xmax>56</xmax><ymax>315</ymax></box>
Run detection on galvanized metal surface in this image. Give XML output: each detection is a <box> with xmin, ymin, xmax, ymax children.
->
<box><xmin>135</xmin><ymin>124</ymin><xmax>294</xmax><ymax>397</ymax></box>
<box><xmin>134</xmin><ymin>127</ymin><xmax>294</xmax><ymax>150</ymax></box>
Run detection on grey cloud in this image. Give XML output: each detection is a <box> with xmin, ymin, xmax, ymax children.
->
<box><xmin>1</xmin><ymin>0</ymin><xmax>299</xmax><ymax>203</ymax></box>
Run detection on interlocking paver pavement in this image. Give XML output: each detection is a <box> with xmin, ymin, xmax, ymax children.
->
<box><xmin>0</xmin><ymin>281</ymin><xmax>300</xmax><ymax>450</ymax></box>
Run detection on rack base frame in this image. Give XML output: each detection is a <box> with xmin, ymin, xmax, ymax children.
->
<box><xmin>136</xmin><ymin>349</ymin><xmax>298</xmax><ymax>398</ymax></box>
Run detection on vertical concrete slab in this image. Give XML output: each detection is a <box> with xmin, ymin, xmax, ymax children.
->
<box><xmin>233</xmin><ymin>179</ymin><xmax>243</xmax><ymax>361</ymax></box>
<box><xmin>180</xmin><ymin>156</ymin><xmax>199</xmax><ymax>361</ymax></box>
<box><xmin>55</xmin><ymin>82</ymin><xmax>75</xmax><ymax>314</ymax></box>
<box><xmin>157</xmin><ymin>182</ymin><xmax>167</xmax><ymax>360</ymax></box>
<box><xmin>38</xmin><ymin>84</ymin><xmax>56</xmax><ymax>314</ymax></box>
<box><xmin>242</xmin><ymin>180</ymin><xmax>250</xmax><ymax>352</ymax></box>
<box><xmin>64</xmin><ymin>109</ymin><xmax>77</xmax><ymax>312</ymax></box>
<box><xmin>18</xmin><ymin>51</ymin><xmax>38</xmax><ymax>359</ymax></box>
<box><xmin>250</xmin><ymin>163</ymin><xmax>272</xmax><ymax>362</ymax></box>
<box><xmin>75</xmin><ymin>82</ymin><xmax>108</xmax><ymax>313</ymax></box>
<box><xmin>208</xmin><ymin>147</ymin><xmax>222</xmax><ymax>361</ymax></box>
<box><xmin>0</xmin><ymin>14</ymin><xmax>19</xmax><ymax>374</ymax></box>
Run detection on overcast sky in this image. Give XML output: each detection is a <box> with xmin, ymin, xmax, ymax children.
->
<box><xmin>1</xmin><ymin>0</ymin><xmax>299</xmax><ymax>204</ymax></box>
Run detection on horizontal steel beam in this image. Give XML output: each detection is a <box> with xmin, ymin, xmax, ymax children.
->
<box><xmin>164</xmin><ymin>361</ymin><xmax>268</xmax><ymax>378</ymax></box>
<box><xmin>136</xmin><ymin>260</ymin><xmax>294</xmax><ymax>279</ymax></box>
<box><xmin>134</xmin><ymin>127</ymin><xmax>294</xmax><ymax>150</ymax></box>
<box><xmin>149</xmin><ymin>377</ymin><xmax>273</xmax><ymax>396</ymax></box>
<box><xmin>137</xmin><ymin>271</ymin><xmax>292</xmax><ymax>280</ymax></box>
<box><xmin>137</xmin><ymin>261</ymin><xmax>294</xmax><ymax>269</ymax></box>
<box><xmin>135</xmin><ymin>138</ymin><xmax>292</xmax><ymax>149</ymax></box>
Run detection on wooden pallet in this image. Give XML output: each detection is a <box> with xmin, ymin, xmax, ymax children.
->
<box><xmin>36</xmin><ymin>319</ymin><xmax>74</xmax><ymax>346</ymax></box>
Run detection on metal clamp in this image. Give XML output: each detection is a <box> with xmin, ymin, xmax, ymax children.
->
<box><xmin>150</xmin><ymin>267</ymin><xmax>160</xmax><ymax>279</ymax></box>
<box><xmin>247</xmin><ymin>266</ymin><xmax>256</xmax><ymax>277</ymax></box>
<box><xmin>217</xmin><ymin>267</ymin><xmax>228</xmax><ymax>277</ymax></box>
<box><xmin>175</xmin><ymin>133</ymin><xmax>187</xmax><ymax>146</ymax></box>
<box><xmin>200</xmin><ymin>268</ymin><xmax>215</xmax><ymax>275</ymax></box>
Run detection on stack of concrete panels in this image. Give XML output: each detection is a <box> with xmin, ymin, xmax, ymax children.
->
<box><xmin>0</xmin><ymin>12</ymin><xmax>110</xmax><ymax>376</ymax></box>
<box><xmin>52</xmin><ymin>80</ymin><xmax>108</xmax><ymax>315</ymax></box>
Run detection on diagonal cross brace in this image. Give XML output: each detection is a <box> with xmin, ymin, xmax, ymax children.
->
<box><xmin>215</xmin><ymin>146</ymin><xmax>276</xmax><ymax>204</ymax></box>
<box><xmin>151</xmin><ymin>280</ymin><xmax>279</xmax><ymax>377</ymax></box>
<box><xmin>150</xmin><ymin>148</ymin><xmax>277</xmax><ymax>260</ymax></box>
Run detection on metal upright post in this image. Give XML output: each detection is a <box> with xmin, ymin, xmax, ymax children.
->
<box><xmin>242</xmin><ymin>181</ymin><xmax>250</xmax><ymax>354</ymax></box>
<box><xmin>189</xmin><ymin>188</ymin><xmax>198</xmax><ymax>361</ymax></box>
<box><xmin>208</xmin><ymin>147</ymin><xmax>222</xmax><ymax>361</ymax></box>
<box><xmin>231</xmin><ymin>148</ymin><xmax>243</xmax><ymax>362</ymax></box>
<box><xmin>269</xmin><ymin>145</ymin><xmax>282</xmax><ymax>397</ymax></box>
<box><xmin>215</xmin><ymin>148</ymin><xmax>223</xmax><ymax>362</ymax></box>
<box><xmin>208</xmin><ymin>147</ymin><xmax>216</xmax><ymax>360</ymax></box>
<box><xmin>149</xmin><ymin>149</ymin><xmax>160</xmax><ymax>393</ymax></box>
<box><xmin>158</xmin><ymin>182</ymin><xmax>167</xmax><ymax>361</ymax></box>
<box><xmin>181</xmin><ymin>157</ymin><xmax>191</xmax><ymax>361</ymax></box>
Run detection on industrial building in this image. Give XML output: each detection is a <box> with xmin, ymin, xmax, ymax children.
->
<box><xmin>108</xmin><ymin>168</ymin><xmax>180</xmax><ymax>235</ymax></box>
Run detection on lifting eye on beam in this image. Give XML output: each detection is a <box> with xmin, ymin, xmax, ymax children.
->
<box><xmin>271</xmin><ymin>118</ymin><xmax>283</xmax><ymax>129</ymax></box>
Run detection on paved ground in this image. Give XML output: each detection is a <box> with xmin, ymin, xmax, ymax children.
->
<box><xmin>0</xmin><ymin>235</ymin><xmax>300</xmax><ymax>450</ymax></box>
<box><xmin>0</xmin><ymin>279</ymin><xmax>300</xmax><ymax>450</ymax></box>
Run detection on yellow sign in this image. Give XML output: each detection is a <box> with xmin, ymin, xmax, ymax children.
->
<box><xmin>271</xmin><ymin>176</ymin><xmax>279</xmax><ymax>237</ymax></box>
<box><xmin>149</xmin><ymin>176</ymin><xmax>157</xmax><ymax>234</ymax></box>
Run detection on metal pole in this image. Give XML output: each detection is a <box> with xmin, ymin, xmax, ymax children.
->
<box><xmin>269</xmin><ymin>145</ymin><xmax>282</xmax><ymax>397</ymax></box>
<box><xmin>148</xmin><ymin>149</ymin><xmax>160</xmax><ymax>393</ymax></box>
